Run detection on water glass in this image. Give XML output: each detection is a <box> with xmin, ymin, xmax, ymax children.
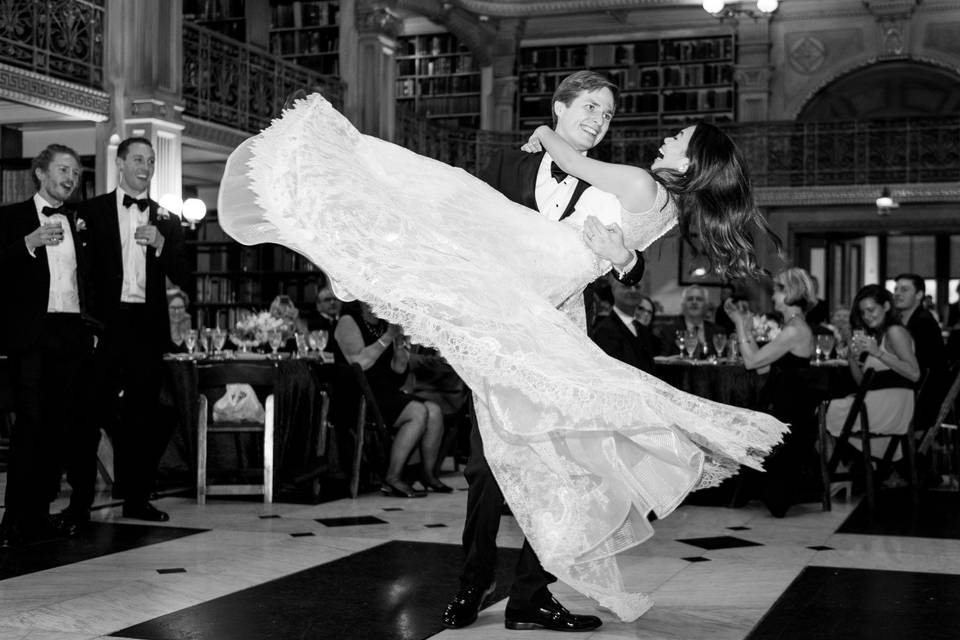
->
<box><xmin>684</xmin><ymin>329</ymin><xmax>699</xmax><ymax>360</ymax></box>
<box><xmin>816</xmin><ymin>334</ymin><xmax>836</xmax><ymax>361</ymax></box>
<box><xmin>728</xmin><ymin>334</ymin><xmax>740</xmax><ymax>361</ymax></box>
<box><xmin>200</xmin><ymin>328</ymin><xmax>213</xmax><ymax>356</ymax></box>
<box><xmin>712</xmin><ymin>333</ymin><xmax>728</xmax><ymax>360</ymax></box>
<box><xmin>185</xmin><ymin>329</ymin><xmax>198</xmax><ymax>356</ymax></box>
<box><xmin>268</xmin><ymin>329</ymin><xmax>284</xmax><ymax>357</ymax></box>
<box><xmin>212</xmin><ymin>327</ymin><xmax>227</xmax><ymax>356</ymax></box>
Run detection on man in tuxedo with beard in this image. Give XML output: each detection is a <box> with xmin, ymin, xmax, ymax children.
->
<box><xmin>60</xmin><ymin>137</ymin><xmax>190</xmax><ymax>526</ymax></box>
<box><xmin>0</xmin><ymin>144</ymin><xmax>99</xmax><ymax>546</ymax></box>
<box><xmin>442</xmin><ymin>71</ymin><xmax>645</xmax><ymax>633</ymax></box>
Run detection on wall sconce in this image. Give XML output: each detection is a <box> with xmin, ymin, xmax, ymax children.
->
<box><xmin>182</xmin><ymin>197</ymin><xmax>207</xmax><ymax>229</ymax></box>
<box><xmin>703</xmin><ymin>0</ymin><xmax>779</xmax><ymax>20</ymax></box>
<box><xmin>876</xmin><ymin>187</ymin><xmax>898</xmax><ymax>216</ymax></box>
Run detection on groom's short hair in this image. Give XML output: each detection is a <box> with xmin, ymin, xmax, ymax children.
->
<box><xmin>551</xmin><ymin>71</ymin><xmax>619</xmax><ymax>126</ymax></box>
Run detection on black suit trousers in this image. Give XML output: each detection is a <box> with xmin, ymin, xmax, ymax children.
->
<box><xmin>74</xmin><ymin>304</ymin><xmax>171</xmax><ymax>506</ymax></box>
<box><xmin>460</xmin><ymin>404</ymin><xmax>556</xmax><ymax>609</ymax></box>
<box><xmin>2</xmin><ymin>314</ymin><xmax>91</xmax><ymax>528</ymax></box>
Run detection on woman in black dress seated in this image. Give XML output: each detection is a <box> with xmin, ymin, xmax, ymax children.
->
<box><xmin>335</xmin><ymin>302</ymin><xmax>451</xmax><ymax>497</ymax></box>
<box><xmin>725</xmin><ymin>268</ymin><xmax>817</xmax><ymax>517</ymax></box>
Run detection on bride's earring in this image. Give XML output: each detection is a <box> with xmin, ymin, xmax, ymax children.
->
<box><xmin>678</xmin><ymin>159</ymin><xmax>690</xmax><ymax>173</ymax></box>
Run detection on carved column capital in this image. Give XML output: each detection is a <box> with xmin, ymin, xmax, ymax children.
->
<box><xmin>863</xmin><ymin>0</ymin><xmax>920</xmax><ymax>56</ymax></box>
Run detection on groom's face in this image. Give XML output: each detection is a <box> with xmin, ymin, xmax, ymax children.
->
<box><xmin>553</xmin><ymin>88</ymin><xmax>615</xmax><ymax>152</ymax></box>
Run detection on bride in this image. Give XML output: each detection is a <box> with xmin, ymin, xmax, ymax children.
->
<box><xmin>218</xmin><ymin>93</ymin><xmax>787</xmax><ymax>621</ymax></box>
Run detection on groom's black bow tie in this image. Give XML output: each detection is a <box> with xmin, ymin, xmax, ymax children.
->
<box><xmin>41</xmin><ymin>206</ymin><xmax>64</xmax><ymax>216</ymax></box>
<box><xmin>123</xmin><ymin>194</ymin><xmax>150</xmax><ymax>211</ymax></box>
<box><xmin>550</xmin><ymin>162</ymin><xmax>568</xmax><ymax>183</ymax></box>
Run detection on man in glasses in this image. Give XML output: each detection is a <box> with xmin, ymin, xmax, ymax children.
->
<box><xmin>590</xmin><ymin>275</ymin><xmax>657</xmax><ymax>374</ymax></box>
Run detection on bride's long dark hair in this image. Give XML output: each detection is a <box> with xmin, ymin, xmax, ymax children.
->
<box><xmin>652</xmin><ymin>122</ymin><xmax>780</xmax><ymax>280</ymax></box>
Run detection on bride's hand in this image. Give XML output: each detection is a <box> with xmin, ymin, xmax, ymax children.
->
<box><xmin>520</xmin><ymin>125</ymin><xmax>550</xmax><ymax>153</ymax></box>
<box><xmin>582</xmin><ymin>216</ymin><xmax>632</xmax><ymax>267</ymax></box>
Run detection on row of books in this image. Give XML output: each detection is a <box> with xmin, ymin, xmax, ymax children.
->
<box><xmin>271</xmin><ymin>31</ymin><xmax>338</xmax><ymax>56</ymax></box>
<box><xmin>519</xmin><ymin>37</ymin><xmax>733</xmax><ymax>70</ymax></box>
<box><xmin>183</xmin><ymin>0</ymin><xmax>243</xmax><ymax>21</ymax></box>
<box><xmin>399</xmin><ymin>35</ymin><xmax>470</xmax><ymax>58</ymax></box>
<box><xmin>662</xmin><ymin>63</ymin><xmax>734</xmax><ymax>88</ymax></box>
<box><xmin>397</xmin><ymin>55</ymin><xmax>477</xmax><ymax>78</ymax></box>
<box><xmin>271</xmin><ymin>1</ymin><xmax>339</xmax><ymax>29</ymax></box>
<box><xmin>663</xmin><ymin>88</ymin><xmax>733</xmax><ymax>112</ymax></box>
<box><xmin>519</xmin><ymin>87</ymin><xmax>732</xmax><ymax>120</ymax></box>
<box><xmin>396</xmin><ymin>75</ymin><xmax>481</xmax><ymax>98</ymax></box>
<box><xmin>410</xmin><ymin>95</ymin><xmax>481</xmax><ymax>117</ymax></box>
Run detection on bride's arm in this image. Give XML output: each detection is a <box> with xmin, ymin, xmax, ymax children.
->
<box><xmin>527</xmin><ymin>125</ymin><xmax>659</xmax><ymax>213</ymax></box>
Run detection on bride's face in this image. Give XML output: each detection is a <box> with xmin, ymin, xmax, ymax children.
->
<box><xmin>553</xmin><ymin>88</ymin><xmax>615</xmax><ymax>152</ymax></box>
<box><xmin>651</xmin><ymin>125</ymin><xmax>695</xmax><ymax>172</ymax></box>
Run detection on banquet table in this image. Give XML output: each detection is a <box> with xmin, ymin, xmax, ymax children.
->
<box><xmin>159</xmin><ymin>355</ymin><xmax>343</xmax><ymax>499</ymax></box>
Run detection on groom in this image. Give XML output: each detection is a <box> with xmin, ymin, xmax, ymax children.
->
<box><xmin>442</xmin><ymin>71</ymin><xmax>644</xmax><ymax>632</ymax></box>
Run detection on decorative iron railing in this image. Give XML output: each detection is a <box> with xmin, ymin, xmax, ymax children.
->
<box><xmin>182</xmin><ymin>21</ymin><xmax>344</xmax><ymax>134</ymax></box>
<box><xmin>398</xmin><ymin>115</ymin><xmax>960</xmax><ymax>188</ymax></box>
<box><xmin>0</xmin><ymin>0</ymin><xmax>105</xmax><ymax>88</ymax></box>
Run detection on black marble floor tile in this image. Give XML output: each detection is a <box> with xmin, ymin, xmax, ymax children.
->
<box><xmin>807</xmin><ymin>545</ymin><xmax>834</xmax><ymax>551</ymax></box>
<box><xmin>112</xmin><ymin>540</ymin><xmax>521</xmax><ymax>640</ymax></box>
<box><xmin>0</xmin><ymin>522</ymin><xmax>204</xmax><ymax>581</ymax></box>
<box><xmin>316</xmin><ymin>515</ymin><xmax>388</xmax><ymax>527</ymax></box>
<box><xmin>682</xmin><ymin>556</ymin><xmax>711</xmax><ymax>562</ymax></box>
<box><xmin>727</xmin><ymin>526</ymin><xmax>751</xmax><ymax>531</ymax></box>
<box><xmin>290</xmin><ymin>532</ymin><xmax>315</xmax><ymax>537</ymax></box>
<box><xmin>747</xmin><ymin>566</ymin><xmax>960</xmax><ymax>639</ymax></box>
<box><xmin>424</xmin><ymin>523</ymin><xmax>446</xmax><ymax>528</ymax></box>
<box><xmin>838</xmin><ymin>489</ymin><xmax>960</xmax><ymax>539</ymax></box>
<box><xmin>156</xmin><ymin>568</ymin><xmax>187</xmax><ymax>574</ymax></box>
<box><xmin>677</xmin><ymin>535</ymin><xmax>763</xmax><ymax>550</ymax></box>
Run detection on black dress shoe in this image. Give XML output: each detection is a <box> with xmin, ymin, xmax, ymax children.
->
<box><xmin>441</xmin><ymin>582</ymin><xmax>496</xmax><ymax>628</ymax></box>
<box><xmin>53</xmin><ymin>508</ymin><xmax>89</xmax><ymax>536</ymax></box>
<box><xmin>504</xmin><ymin>596</ymin><xmax>602</xmax><ymax>632</ymax></box>
<box><xmin>0</xmin><ymin>524</ymin><xmax>23</xmax><ymax>549</ymax></box>
<box><xmin>122</xmin><ymin>501</ymin><xmax>170</xmax><ymax>522</ymax></box>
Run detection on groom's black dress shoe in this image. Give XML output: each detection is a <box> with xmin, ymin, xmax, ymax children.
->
<box><xmin>122</xmin><ymin>501</ymin><xmax>170</xmax><ymax>522</ymax></box>
<box><xmin>504</xmin><ymin>596</ymin><xmax>602</xmax><ymax>632</ymax></box>
<box><xmin>441</xmin><ymin>582</ymin><xmax>496</xmax><ymax>628</ymax></box>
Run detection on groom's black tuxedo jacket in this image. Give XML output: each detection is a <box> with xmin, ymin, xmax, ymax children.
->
<box><xmin>77</xmin><ymin>190</ymin><xmax>190</xmax><ymax>354</ymax></box>
<box><xmin>0</xmin><ymin>198</ymin><xmax>99</xmax><ymax>354</ymax></box>
<box><xmin>478</xmin><ymin>148</ymin><xmax>645</xmax><ymax>286</ymax></box>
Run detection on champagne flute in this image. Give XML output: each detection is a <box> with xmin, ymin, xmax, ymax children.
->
<box><xmin>712</xmin><ymin>333</ymin><xmax>728</xmax><ymax>360</ymax></box>
<box><xmin>684</xmin><ymin>328</ymin><xmax>699</xmax><ymax>360</ymax></box>
<box><xmin>268</xmin><ymin>329</ymin><xmax>283</xmax><ymax>358</ymax></box>
<box><xmin>674</xmin><ymin>331</ymin><xmax>686</xmax><ymax>358</ymax></box>
<box><xmin>200</xmin><ymin>328</ymin><xmax>212</xmax><ymax>357</ymax></box>
<box><xmin>185</xmin><ymin>329</ymin><xmax>198</xmax><ymax>357</ymax></box>
<box><xmin>212</xmin><ymin>327</ymin><xmax>227</xmax><ymax>358</ymax></box>
<box><xmin>728</xmin><ymin>334</ymin><xmax>740</xmax><ymax>361</ymax></box>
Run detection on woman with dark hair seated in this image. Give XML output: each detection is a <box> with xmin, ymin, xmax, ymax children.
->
<box><xmin>167</xmin><ymin>289</ymin><xmax>191</xmax><ymax>353</ymax></box>
<box><xmin>825</xmin><ymin>284</ymin><xmax>919</xmax><ymax>466</ymax></box>
<box><xmin>725</xmin><ymin>267</ymin><xmax>817</xmax><ymax>517</ymax></box>
<box><xmin>335</xmin><ymin>302</ymin><xmax>451</xmax><ymax>497</ymax></box>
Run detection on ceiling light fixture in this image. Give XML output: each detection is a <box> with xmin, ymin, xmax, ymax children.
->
<box><xmin>876</xmin><ymin>187</ymin><xmax>898</xmax><ymax>216</ymax></box>
<box><xmin>703</xmin><ymin>0</ymin><xmax>779</xmax><ymax>20</ymax></box>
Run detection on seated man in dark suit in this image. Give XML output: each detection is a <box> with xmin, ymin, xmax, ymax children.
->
<box><xmin>657</xmin><ymin>285</ymin><xmax>722</xmax><ymax>358</ymax></box>
<box><xmin>0</xmin><ymin>144</ymin><xmax>99</xmax><ymax>546</ymax></box>
<box><xmin>590</xmin><ymin>274</ymin><xmax>656</xmax><ymax>374</ymax></box>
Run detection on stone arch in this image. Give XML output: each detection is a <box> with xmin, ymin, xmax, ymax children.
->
<box><xmin>791</xmin><ymin>57</ymin><xmax>960</xmax><ymax>121</ymax></box>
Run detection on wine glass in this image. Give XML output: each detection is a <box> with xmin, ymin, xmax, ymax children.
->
<box><xmin>817</xmin><ymin>334</ymin><xmax>836</xmax><ymax>362</ymax></box>
<box><xmin>200</xmin><ymin>328</ymin><xmax>212</xmax><ymax>357</ymax></box>
<box><xmin>684</xmin><ymin>328</ymin><xmax>699</xmax><ymax>360</ymax></box>
<box><xmin>712</xmin><ymin>333</ymin><xmax>728</xmax><ymax>360</ymax></box>
<box><xmin>313</xmin><ymin>329</ymin><xmax>328</xmax><ymax>352</ymax></box>
<box><xmin>185</xmin><ymin>329</ymin><xmax>198</xmax><ymax>357</ymax></box>
<box><xmin>212</xmin><ymin>327</ymin><xmax>227</xmax><ymax>358</ymax></box>
<box><xmin>294</xmin><ymin>332</ymin><xmax>309</xmax><ymax>358</ymax></box>
<box><xmin>674</xmin><ymin>331</ymin><xmax>686</xmax><ymax>358</ymax></box>
<box><xmin>268</xmin><ymin>329</ymin><xmax>284</xmax><ymax>358</ymax></box>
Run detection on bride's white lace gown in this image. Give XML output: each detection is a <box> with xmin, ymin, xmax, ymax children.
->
<box><xmin>218</xmin><ymin>95</ymin><xmax>787</xmax><ymax>621</ymax></box>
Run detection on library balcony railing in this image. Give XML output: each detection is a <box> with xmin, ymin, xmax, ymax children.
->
<box><xmin>398</xmin><ymin>115</ymin><xmax>960</xmax><ymax>189</ymax></box>
<box><xmin>183</xmin><ymin>21</ymin><xmax>344</xmax><ymax>134</ymax></box>
<box><xmin>0</xmin><ymin>0</ymin><xmax>105</xmax><ymax>89</ymax></box>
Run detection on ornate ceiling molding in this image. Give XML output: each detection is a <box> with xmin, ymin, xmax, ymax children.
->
<box><xmin>453</xmin><ymin>0</ymin><xmax>701</xmax><ymax>16</ymax></box>
<box><xmin>0</xmin><ymin>63</ymin><xmax>109</xmax><ymax>121</ymax></box>
<box><xmin>182</xmin><ymin>116</ymin><xmax>249</xmax><ymax>151</ymax></box>
<box><xmin>757</xmin><ymin>182</ymin><xmax>960</xmax><ymax>207</ymax></box>
<box><xmin>398</xmin><ymin>0</ymin><xmax>498</xmax><ymax>66</ymax></box>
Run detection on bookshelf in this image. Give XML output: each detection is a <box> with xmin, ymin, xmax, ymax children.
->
<box><xmin>270</xmin><ymin>0</ymin><xmax>341</xmax><ymax>77</ymax></box>
<box><xmin>189</xmin><ymin>216</ymin><xmax>324</xmax><ymax>329</ymax></box>
<box><xmin>183</xmin><ymin>0</ymin><xmax>247</xmax><ymax>41</ymax></box>
<box><xmin>396</xmin><ymin>33</ymin><xmax>482</xmax><ymax>129</ymax></box>
<box><xmin>517</xmin><ymin>36</ymin><xmax>735</xmax><ymax>130</ymax></box>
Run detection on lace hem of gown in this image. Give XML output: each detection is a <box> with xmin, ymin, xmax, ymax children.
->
<box><xmin>217</xmin><ymin>94</ymin><xmax>788</xmax><ymax>621</ymax></box>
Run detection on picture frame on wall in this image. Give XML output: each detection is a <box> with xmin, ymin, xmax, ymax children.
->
<box><xmin>678</xmin><ymin>237</ymin><xmax>723</xmax><ymax>286</ymax></box>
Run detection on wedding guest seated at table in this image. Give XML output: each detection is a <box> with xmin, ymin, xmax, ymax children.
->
<box><xmin>308</xmin><ymin>283</ymin><xmax>342</xmax><ymax>333</ymax></box>
<box><xmin>590</xmin><ymin>274</ymin><xmax>657</xmax><ymax>374</ymax></box>
<box><xmin>806</xmin><ymin>275</ymin><xmax>829</xmax><ymax>328</ymax></box>
<box><xmin>827</xmin><ymin>306</ymin><xmax>852</xmax><ymax>352</ymax></box>
<box><xmin>713</xmin><ymin>283</ymin><xmax>737</xmax><ymax>335</ymax></box>
<box><xmin>657</xmin><ymin>285</ymin><xmax>722</xmax><ymax>358</ymax></box>
<box><xmin>334</xmin><ymin>301</ymin><xmax>451</xmax><ymax>497</ymax></box>
<box><xmin>167</xmin><ymin>289</ymin><xmax>191</xmax><ymax>353</ymax></box>
<box><xmin>269</xmin><ymin>294</ymin><xmax>308</xmax><ymax>351</ymax></box>
<box><xmin>825</xmin><ymin>285</ymin><xmax>919</xmax><ymax>471</ymax></box>
<box><xmin>726</xmin><ymin>267</ymin><xmax>818</xmax><ymax>517</ymax></box>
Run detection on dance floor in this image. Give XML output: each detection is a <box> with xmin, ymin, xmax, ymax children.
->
<box><xmin>2</xmin><ymin>473</ymin><xmax>959</xmax><ymax>640</ymax></box>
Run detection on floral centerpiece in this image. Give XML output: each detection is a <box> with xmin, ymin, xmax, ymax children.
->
<box><xmin>232</xmin><ymin>311</ymin><xmax>285</xmax><ymax>351</ymax></box>
<box><xmin>752</xmin><ymin>314</ymin><xmax>781</xmax><ymax>343</ymax></box>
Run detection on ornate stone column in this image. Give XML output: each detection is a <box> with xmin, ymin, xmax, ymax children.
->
<box><xmin>485</xmin><ymin>18</ymin><xmax>524</xmax><ymax>131</ymax></box>
<box><xmin>734</xmin><ymin>16</ymin><xmax>773</xmax><ymax>122</ymax></box>
<box><xmin>341</xmin><ymin>0</ymin><xmax>401</xmax><ymax>138</ymax></box>
<box><xmin>99</xmin><ymin>0</ymin><xmax>185</xmax><ymax>199</ymax></box>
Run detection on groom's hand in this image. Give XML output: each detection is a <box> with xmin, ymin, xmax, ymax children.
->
<box><xmin>583</xmin><ymin>216</ymin><xmax>632</xmax><ymax>267</ymax></box>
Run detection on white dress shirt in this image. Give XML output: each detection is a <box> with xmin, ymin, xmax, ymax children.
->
<box><xmin>612</xmin><ymin>306</ymin><xmax>638</xmax><ymax>337</ymax></box>
<box><xmin>117</xmin><ymin>187</ymin><xmax>149</xmax><ymax>303</ymax></box>
<box><xmin>534</xmin><ymin>153</ymin><xmax>578</xmax><ymax>221</ymax></box>
<box><xmin>32</xmin><ymin>193</ymin><xmax>80</xmax><ymax>313</ymax></box>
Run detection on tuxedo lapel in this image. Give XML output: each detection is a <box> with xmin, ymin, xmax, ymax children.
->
<box><xmin>519</xmin><ymin>152</ymin><xmax>542</xmax><ymax>210</ymax></box>
<box><xmin>559</xmin><ymin>180</ymin><xmax>591</xmax><ymax>221</ymax></box>
<box><xmin>103</xmin><ymin>191</ymin><xmax>123</xmax><ymax>274</ymax></box>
